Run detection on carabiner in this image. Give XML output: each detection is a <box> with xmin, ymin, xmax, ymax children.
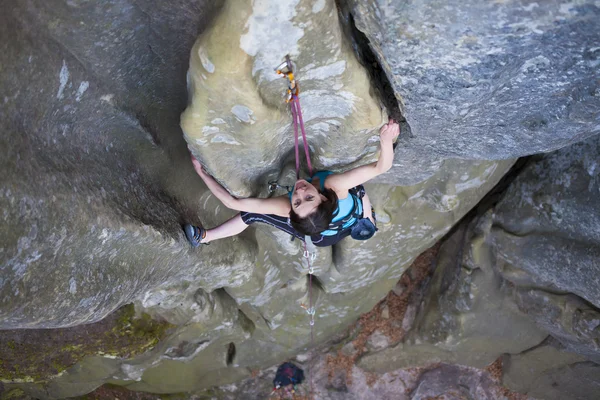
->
<box><xmin>275</xmin><ymin>55</ymin><xmax>299</xmax><ymax>102</ymax></box>
<box><xmin>268</xmin><ymin>181</ymin><xmax>279</xmax><ymax>193</ymax></box>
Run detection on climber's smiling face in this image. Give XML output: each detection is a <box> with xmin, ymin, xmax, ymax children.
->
<box><xmin>291</xmin><ymin>180</ymin><xmax>327</xmax><ymax>218</ymax></box>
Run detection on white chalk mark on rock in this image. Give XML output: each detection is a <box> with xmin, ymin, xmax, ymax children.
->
<box><xmin>312</xmin><ymin>0</ymin><xmax>325</xmax><ymax>13</ymax></box>
<box><xmin>198</xmin><ymin>47</ymin><xmax>215</xmax><ymax>73</ymax></box>
<box><xmin>231</xmin><ymin>105</ymin><xmax>256</xmax><ymax>124</ymax></box>
<box><xmin>100</xmin><ymin>94</ymin><xmax>114</xmax><ymax>104</ymax></box>
<box><xmin>240</xmin><ymin>0</ymin><xmax>303</xmax><ymax>82</ymax></box>
<box><xmin>69</xmin><ymin>277</ymin><xmax>77</xmax><ymax>294</ymax></box>
<box><xmin>75</xmin><ymin>81</ymin><xmax>89</xmax><ymax>102</ymax></box>
<box><xmin>57</xmin><ymin>60</ymin><xmax>69</xmax><ymax>99</ymax></box>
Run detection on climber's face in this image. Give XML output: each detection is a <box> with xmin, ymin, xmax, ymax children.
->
<box><xmin>291</xmin><ymin>180</ymin><xmax>326</xmax><ymax>218</ymax></box>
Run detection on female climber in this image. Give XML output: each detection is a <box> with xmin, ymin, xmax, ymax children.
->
<box><xmin>184</xmin><ymin>119</ymin><xmax>400</xmax><ymax>247</ymax></box>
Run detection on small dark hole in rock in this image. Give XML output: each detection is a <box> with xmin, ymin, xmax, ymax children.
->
<box><xmin>226</xmin><ymin>342</ymin><xmax>236</xmax><ymax>366</ymax></box>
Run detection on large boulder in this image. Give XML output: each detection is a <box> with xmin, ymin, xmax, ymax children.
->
<box><xmin>492</xmin><ymin>135</ymin><xmax>600</xmax><ymax>308</ymax></box>
<box><xmin>360</xmin><ymin>135</ymin><xmax>600</xmax><ymax>386</ymax></box>
<box><xmin>0</xmin><ymin>0</ymin><xmax>227</xmax><ymax>329</ymax></box>
<box><xmin>1</xmin><ymin>0</ymin><xmax>599</xmax><ymax>398</ymax></box>
<box><xmin>359</xmin><ymin>134</ymin><xmax>600</xmax><ymax>394</ymax></box>
<box><xmin>345</xmin><ymin>0</ymin><xmax>600</xmax><ymax>183</ymax></box>
<box><xmin>181</xmin><ymin>0</ymin><xmax>386</xmax><ymax>195</ymax></box>
<box><xmin>358</xmin><ymin>218</ymin><xmax>547</xmax><ymax>372</ymax></box>
<box><xmin>490</xmin><ymin>134</ymin><xmax>600</xmax><ymax>362</ymax></box>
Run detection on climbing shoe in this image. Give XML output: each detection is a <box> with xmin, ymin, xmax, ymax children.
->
<box><xmin>183</xmin><ymin>224</ymin><xmax>207</xmax><ymax>247</ymax></box>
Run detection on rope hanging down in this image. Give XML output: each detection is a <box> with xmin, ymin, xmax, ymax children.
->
<box><xmin>275</xmin><ymin>55</ymin><xmax>316</xmax><ymax>399</ymax></box>
<box><xmin>275</xmin><ymin>55</ymin><xmax>313</xmax><ymax>178</ymax></box>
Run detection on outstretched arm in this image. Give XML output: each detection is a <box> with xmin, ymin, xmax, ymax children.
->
<box><xmin>191</xmin><ymin>155</ymin><xmax>291</xmax><ymax>217</ymax></box>
<box><xmin>325</xmin><ymin>119</ymin><xmax>400</xmax><ymax>192</ymax></box>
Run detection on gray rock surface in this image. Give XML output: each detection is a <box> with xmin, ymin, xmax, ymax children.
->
<box><xmin>358</xmin><ymin>220</ymin><xmax>547</xmax><ymax>372</ymax></box>
<box><xmin>0</xmin><ymin>0</ymin><xmax>225</xmax><ymax>329</ymax></box>
<box><xmin>492</xmin><ymin>134</ymin><xmax>600</xmax><ymax>308</ymax></box>
<box><xmin>346</xmin><ymin>0</ymin><xmax>600</xmax><ymax>183</ymax></box>
<box><xmin>181</xmin><ymin>0</ymin><xmax>386</xmax><ymax>195</ymax></box>
<box><xmin>503</xmin><ymin>339</ymin><xmax>600</xmax><ymax>400</ymax></box>
<box><xmin>1</xmin><ymin>0</ymin><xmax>600</xmax><ymax>398</ymax></box>
<box><xmin>360</xmin><ymin>132</ymin><xmax>600</xmax><ymax>395</ymax></box>
<box><xmin>486</xmin><ymin>133</ymin><xmax>600</xmax><ymax>365</ymax></box>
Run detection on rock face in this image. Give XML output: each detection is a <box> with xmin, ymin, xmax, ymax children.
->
<box><xmin>503</xmin><ymin>339</ymin><xmax>600</xmax><ymax>400</ymax></box>
<box><xmin>181</xmin><ymin>0</ymin><xmax>386</xmax><ymax>195</ymax></box>
<box><xmin>345</xmin><ymin>0</ymin><xmax>600</xmax><ymax>183</ymax></box>
<box><xmin>0</xmin><ymin>0</ymin><xmax>227</xmax><ymax>329</ymax></box>
<box><xmin>357</xmin><ymin>218</ymin><xmax>548</xmax><ymax>372</ymax></box>
<box><xmin>360</xmin><ymin>135</ymin><xmax>600</xmax><ymax>399</ymax></box>
<box><xmin>492</xmin><ymin>135</ymin><xmax>600</xmax><ymax>308</ymax></box>
<box><xmin>491</xmin><ymin>134</ymin><xmax>600</xmax><ymax>365</ymax></box>
<box><xmin>1</xmin><ymin>0</ymin><xmax>599</xmax><ymax>398</ymax></box>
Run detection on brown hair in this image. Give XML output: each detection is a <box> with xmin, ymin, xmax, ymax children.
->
<box><xmin>289</xmin><ymin>188</ymin><xmax>338</xmax><ymax>236</ymax></box>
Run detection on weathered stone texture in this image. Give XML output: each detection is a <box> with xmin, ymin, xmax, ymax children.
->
<box><xmin>181</xmin><ymin>0</ymin><xmax>386</xmax><ymax>195</ymax></box>
<box><xmin>2</xmin><ymin>0</ymin><xmax>600</xmax><ymax>398</ymax></box>
<box><xmin>347</xmin><ymin>0</ymin><xmax>600</xmax><ymax>184</ymax></box>
<box><xmin>358</xmin><ymin>219</ymin><xmax>547</xmax><ymax>373</ymax></box>
<box><xmin>503</xmin><ymin>340</ymin><xmax>600</xmax><ymax>400</ymax></box>
<box><xmin>492</xmin><ymin>134</ymin><xmax>600</xmax><ymax>308</ymax></box>
<box><xmin>359</xmin><ymin>135</ymin><xmax>600</xmax><ymax>397</ymax></box>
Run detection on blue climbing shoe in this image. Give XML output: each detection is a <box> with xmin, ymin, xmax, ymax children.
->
<box><xmin>184</xmin><ymin>224</ymin><xmax>207</xmax><ymax>247</ymax></box>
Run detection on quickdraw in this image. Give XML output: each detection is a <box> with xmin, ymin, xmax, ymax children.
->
<box><xmin>275</xmin><ymin>55</ymin><xmax>299</xmax><ymax>103</ymax></box>
<box><xmin>267</xmin><ymin>180</ymin><xmax>292</xmax><ymax>194</ymax></box>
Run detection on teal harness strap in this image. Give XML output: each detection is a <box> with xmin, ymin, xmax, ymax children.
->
<box><xmin>327</xmin><ymin>193</ymin><xmax>362</xmax><ymax>232</ymax></box>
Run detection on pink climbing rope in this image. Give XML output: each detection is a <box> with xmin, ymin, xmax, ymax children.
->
<box><xmin>279</xmin><ymin>57</ymin><xmax>315</xmax><ymax>399</ymax></box>
<box><xmin>293</xmin><ymin>95</ymin><xmax>315</xmax><ymax>400</ymax></box>
<box><xmin>291</xmin><ymin>95</ymin><xmax>313</xmax><ymax>179</ymax></box>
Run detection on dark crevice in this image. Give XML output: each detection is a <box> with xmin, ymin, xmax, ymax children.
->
<box><xmin>335</xmin><ymin>1</ymin><xmax>404</xmax><ymax>124</ymax></box>
<box><xmin>226</xmin><ymin>342</ymin><xmax>236</xmax><ymax>366</ymax></box>
<box><xmin>514</xmin><ymin>335</ymin><xmax>555</xmax><ymax>355</ymax></box>
<box><xmin>218</xmin><ymin>288</ymin><xmax>257</xmax><ymax>335</ymax></box>
<box><xmin>472</xmin><ymin>155</ymin><xmax>538</xmax><ymax>215</ymax></box>
<box><xmin>237</xmin><ymin>309</ymin><xmax>256</xmax><ymax>336</ymax></box>
<box><xmin>330</xmin><ymin>243</ymin><xmax>341</xmax><ymax>272</ymax></box>
<box><xmin>309</xmin><ymin>274</ymin><xmax>325</xmax><ymax>295</ymax></box>
<box><xmin>439</xmin><ymin>155</ymin><xmax>535</xmax><ymax>245</ymax></box>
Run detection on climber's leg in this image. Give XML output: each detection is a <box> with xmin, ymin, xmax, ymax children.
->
<box><xmin>201</xmin><ymin>213</ymin><xmax>249</xmax><ymax>243</ymax></box>
<box><xmin>184</xmin><ymin>213</ymin><xmax>250</xmax><ymax>247</ymax></box>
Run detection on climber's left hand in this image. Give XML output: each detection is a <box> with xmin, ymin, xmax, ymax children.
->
<box><xmin>380</xmin><ymin>119</ymin><xmax>400</xmax><ymax>143</ymax></box>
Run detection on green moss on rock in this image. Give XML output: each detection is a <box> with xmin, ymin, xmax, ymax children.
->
<box><xmin>0</xmin><ymin>388</ymin><xmax>26</xmax><ymax>400</ymax></box>
<box><xmin>0</xmin><ymin>304</ymin><xmax>173</xmax><ymax>383</ymax></box>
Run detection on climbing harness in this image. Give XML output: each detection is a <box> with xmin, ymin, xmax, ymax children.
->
<box><xmin>274</xmin><ymin>55</ymin><xmax>316</xmax><ymax>399</ymax></box>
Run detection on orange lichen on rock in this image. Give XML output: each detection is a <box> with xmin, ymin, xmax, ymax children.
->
<box><xmin>365</xmin><ymin>371</ymin><xmax>379</xmax><ymax>387</ymax></box>
<box><xmin>326</xmin><ymin>244</ymin><xmax>440</xmax><ymax>385</ymax></box>
<box><xmin>485</xmin><ymin>357</ymin><xmax>503</xmax><ymax>383</ymax></box>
